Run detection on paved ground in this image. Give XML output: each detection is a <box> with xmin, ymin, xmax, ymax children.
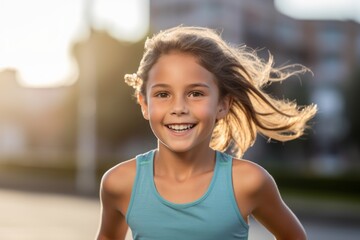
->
<box><xmin>0</xmin><ymin>189</ymin><xmax>359</xmax><ymax>240</ymax></box>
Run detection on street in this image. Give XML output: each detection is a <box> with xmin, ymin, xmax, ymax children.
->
<box><xmin>0</xmin><ymin>189</ymin><xmax>358</xmax><ymax>240</ymax></box>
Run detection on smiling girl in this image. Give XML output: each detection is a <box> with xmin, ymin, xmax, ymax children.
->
<box><xmin>96</xmin><ymin>26</ymin><xmax>317</xmax><ymax>240</ymax></box>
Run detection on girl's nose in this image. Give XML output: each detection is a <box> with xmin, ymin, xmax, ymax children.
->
<box><xmin>171</xmin><ymin>97</ymin><xmax>189</xmax><ymax>116</ymax></box>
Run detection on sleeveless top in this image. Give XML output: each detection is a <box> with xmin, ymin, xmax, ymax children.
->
<box><xmin>126</xmin><ymin>150</ymin><xmax>249</xmax><ymax>240</ymax></box>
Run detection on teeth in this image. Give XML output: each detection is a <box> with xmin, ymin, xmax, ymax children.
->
<box><xmin>167</xmin><ymin>124</ymin><xmax>194</xmax><ymax>131</ymax></box>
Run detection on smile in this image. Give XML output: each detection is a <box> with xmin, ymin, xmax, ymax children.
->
<box><xmin>166</xmin><ymin>124</ymin><xmax>196</xmax><ymax>132</ymax></box>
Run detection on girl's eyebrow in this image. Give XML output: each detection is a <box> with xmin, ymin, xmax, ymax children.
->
<box><xmin>150</xmin><ymin>83</ymin><xmax>210</xmax><ymax>89</ymax></box>
<box><xmin>150</xmin><ymin>83</ymin><xmax>170</xmax><ymax>89</ymax></box>
<box><xmin>188</xmin><ymin>83</ymin><xmax>210</xmax><ymax>89</ymax></box>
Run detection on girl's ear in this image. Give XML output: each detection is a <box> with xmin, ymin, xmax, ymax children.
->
<box><xmin>137</xmin><ymin>94</ymin><xmax>149</xmax><ymax>120</ymax></box>
<box><xmin>216</xmin><ymin>95</ymin><xmax>232</xmax><ymax>120</ymax></box>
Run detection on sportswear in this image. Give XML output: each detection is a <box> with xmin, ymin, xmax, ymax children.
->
<box><xmin>126</xmin><ymin>150</ymin><xmax>249</xmax><ymax>240</ymax></box>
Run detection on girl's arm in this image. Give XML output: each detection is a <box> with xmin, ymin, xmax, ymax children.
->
<box><xmin>96</xmin><ymin>160</ymin><xmax>136</xmax><ymax>240</ymax></box>
<box><xmin>97</xmin><ymin>182</ymin><xmax>128</xmax><ymax>240</ymax></box>
<box><xmin>251</xmin><ymin>168</ymin><xmax>307</xmax><ymax>240</ymax></box>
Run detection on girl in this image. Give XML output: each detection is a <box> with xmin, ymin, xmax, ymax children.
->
<box><xmin>96</xmin><ymin>26</ymin><xmax>317</xmax><ymax>240</ymax></box>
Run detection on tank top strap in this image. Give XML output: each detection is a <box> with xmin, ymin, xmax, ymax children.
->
<box><xmin>215</xmin><ymin>151</ymin><xmax>248</xmax><ymax>228</ymax></box>
<box><xmin>126</xmin><ymin>150</ymin><xmax>155</xmax><ymax>223</ymax></box>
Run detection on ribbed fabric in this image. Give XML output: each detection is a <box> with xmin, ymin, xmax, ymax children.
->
<box><xmin>126</xmin><ymin>150</ymin><xmax>249</xmax><ymax>240</ymax></box>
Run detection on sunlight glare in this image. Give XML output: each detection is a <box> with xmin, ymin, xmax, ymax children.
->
<box><xmin>275</xmin><ymin>0</ymin><xmax>360</xmax><ymax>23</ymax></box>
<box><xmin>0</xmin><ymin>0</ymin><xmax>85</xmax><ymax>88</ymax></box>
<box><xmin>92</xmin><ymin>0</ymin><xmax>149</xmax><ymax>42</ymax></box>
<box><xmin>0</xmin><ymin>0</ymin><xmax>149</xmax><ymax>88</ymax></box>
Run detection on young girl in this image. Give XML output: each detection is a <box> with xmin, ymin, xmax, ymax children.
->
<box><xmin>96</xmin><ymin>26</ymin><xmax>317</xmax><ymax>240</ymax></box>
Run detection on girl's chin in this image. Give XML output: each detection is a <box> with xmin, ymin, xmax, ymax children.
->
<box><xmin>158</xmin><ymin>140</ymin><xmax>210</xmax><ymax>154</ymax></box>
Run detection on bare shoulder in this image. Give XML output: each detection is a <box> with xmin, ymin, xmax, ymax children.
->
<box><xmin>97</xmin><ymin>159</ymin><xmax>137</xmax><ymax>238</ymax></box>
<box><xmin>100</xmin><ymin>158</ymin><xmax>137</xmax><ymax>197</ymax></box>
<box><xmin>232</xmin><ymin>158</ymin><xmax>274</xmax><ymax>196</ymax></box>
<box><xmin>232</xmin><ymin>158</ymin><xmax>307</xmax><ymax>239</ymax></box>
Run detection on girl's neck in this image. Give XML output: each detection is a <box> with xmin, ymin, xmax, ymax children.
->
<box><xmin>154</xmin><ymin>144</ymin><xmax>216</xmax><ymax>181</ymax></box>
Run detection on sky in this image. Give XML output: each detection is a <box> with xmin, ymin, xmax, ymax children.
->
<box><xmin>0</xmin><ymin>0</ymin><xmax>149</xmax><ymax>88</ymax></box>
<box><xmin>275</xmin><ymin>0</ymin><xmax>360</xmax><ymax>22</ymax></box>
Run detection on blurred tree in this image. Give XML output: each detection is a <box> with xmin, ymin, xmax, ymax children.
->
<box><xmin>71</xmin><ymin>30</ymin><xmax>153</xmax><ymax>159</ymax></box>
<box><xmin>344</xmin><ymin>66</ymin><xmax>360</xmax><ymax>147</ymax></box>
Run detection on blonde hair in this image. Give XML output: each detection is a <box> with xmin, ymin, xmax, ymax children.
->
<box><xmin>125</xmin><ymin>26</ymin><xmax>317</xmax><ymax>157</ymax></box>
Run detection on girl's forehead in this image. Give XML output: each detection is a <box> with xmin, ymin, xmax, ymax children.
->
<box><xmin>148</xmin><ymin>53</ymin><xmax>214</xmax><ymax>81</ymax></box>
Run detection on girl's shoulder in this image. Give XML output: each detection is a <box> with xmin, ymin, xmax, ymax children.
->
<box><xmin>100</xmin><ymin>158</ymin><xmax>137</xmax><ymax>197</ymax></box>
<box><xmin>232</xmin><ymin>158</ymin><xmax>275</xmax><ymax>197</ymax></box>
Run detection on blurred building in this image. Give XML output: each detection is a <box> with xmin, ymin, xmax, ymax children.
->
<box><xmin>150</xmin><ymin>0</ymin><xmax>359</xmax><ymax>78</ymax></box>
<box><xmin>150</xmin><ymin>0</ymin><xmax>360</xmax><ymax>174</ymax></box>
<box><xmin>151</xmin><ymin>0</ymin><xmax>246</xmax><ymax>43</ymax></box>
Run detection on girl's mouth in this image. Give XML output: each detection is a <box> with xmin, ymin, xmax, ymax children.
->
<box><xmin>166</xmin><ymin>124</ymin><xmax>196</xmax><ymax>132</ymax></box>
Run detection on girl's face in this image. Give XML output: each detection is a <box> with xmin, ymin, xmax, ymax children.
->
<box><xmin>138</xmin><ymin>52</ymin><xmax>229</xmax><ymax>153</ymax></box>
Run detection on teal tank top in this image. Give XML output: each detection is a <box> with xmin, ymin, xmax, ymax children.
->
<box><xmin>126</xmin><ymin>150</ymin><xmax>249</xmax><ymax>240</ymax></box>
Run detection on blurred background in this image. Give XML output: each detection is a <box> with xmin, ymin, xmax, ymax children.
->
<box><xmin>0</xmin><ymin>0</ymin><xmax>359</xmax><ymax>239</ymax></box>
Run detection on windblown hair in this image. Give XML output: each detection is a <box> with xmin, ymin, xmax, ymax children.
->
<box><xmin>125</xmin><ymin>26</ymin><xmax>317</xmax><ymax>157</ymax></box>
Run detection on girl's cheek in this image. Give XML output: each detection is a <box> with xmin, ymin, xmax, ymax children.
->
<box><xmin>148</xmin><ymin>104</ymin><xmax>165</xmax><ymax>117</ymax></box>
<box><xmin>195</xmin><ymin>105</ymin><xmax>215</xmax><ymax>118</ymax></box>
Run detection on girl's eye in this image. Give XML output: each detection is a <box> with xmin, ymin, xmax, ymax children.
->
<box><xmin>155</xmin><ymin>92</ymin><xmax>169</xmax><ymax>98</ymax></box>
<box><xmin>189</xmin><ymin>91</ymin><xmax>204</xmax><ymax>97</ymax></box>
